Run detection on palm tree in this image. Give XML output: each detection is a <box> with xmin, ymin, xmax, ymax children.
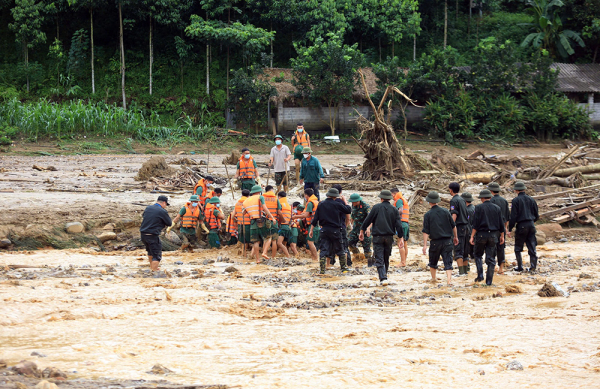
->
<box><xmin>520</xmin><ymin>0</ymin><xmax>585</xmax><ymax>58</ymax></box>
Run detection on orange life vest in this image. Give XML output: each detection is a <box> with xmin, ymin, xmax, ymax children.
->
<box><xmin>393</xmin><ymin>192</ymin><xmax>410</xmax><ymax>223</ymax></box>
<box><xmin>181</xmin><ymin>203</ymin><xmax>200</xmax><ymax>228</ymax></box>
<box><xmin>193</xmin><ymin>178</ymin><xmax>209</xmax><ymax>203</ymax></box>
<box><xmin>226</xmin><ymin>214</ymin><xmax>237</xmax><ymax>236</ymax></box>
<box><xmin>204</xmin><ymin>203</ymin><xmax>221</xmax><ymax>230</ymax></box>
<box><xmin>242</xmin><ymin>194</ymin><xmax>263</xmax><ymax>220</ymax></box>
<box><xmin>234</xmin><ymin>196</ymin><xmax>250</xmax><ymax>225</ymax></box>
<box><xmin>238</xmin><ymin>156</ymin><xmax>257</xmax><ymax>180</ymax></box>
<box><xmin>295</xmin><ymin>209</ymin><xmax>307</xmax><ymax>234</ymax></box>
<box><xmin>279</xmin><ymin>198</ymin><xmax>292</xmax><ymax>225</ymax></box>
<box><xmin>293</xmin><ymin>131</ymin><xmax>309</xmax><ymax>148</ymax></box>
<box><xmin>263</xmin><ymin>191</ymin><xmax>278</xmax><ymax>220</ymax></box>
<box><xmin>305</xmin><ymin>194</ymin><xmax>319</xmax><ymax>225</ymax></box>
<box><xmin>204</xmin><ymin>190</ymin><xmax>217</xmax><ymax>206</ymax></box>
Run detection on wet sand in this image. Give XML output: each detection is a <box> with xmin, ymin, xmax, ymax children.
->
<box><xmin>1</xmin><ymin>242</ymin><xmax>600</xmax><ymax>388</ymax></box>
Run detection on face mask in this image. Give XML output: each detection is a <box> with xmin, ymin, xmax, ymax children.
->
<box><xmin>191</xmin><ymin>202</ymin><xmax>198</xmax><ymax>207</ymax></box>
<box><xmin>207</xmin><ymin>183</ymin><xmax>214</xmax><ymax>188</ymax></box>
<box><xmin>244</xmin><ymin>154</ymin><xmax>250</xmax><ymax>159</ymax></box>
<box><xmin>292</xmin><ymin>208</ymin><xmax>297</xmax><ymax>212</ymax></box>
<box><xmin>275</xmin><ymin>140</ymin><xmax>282</xmax><ymax>145</ymax></box>
<box><xmin>297</xmin><ymin>128</ymin><xmax>303</xmax><ymax>133</ymax></box>
<box><xmin>216</xmin><ymin>204</ymin><xmax>221</xmax><ymax>208</ymax></box>
<box><xmin>303</xmin><ymin>154</ymin><xmax>309</xmax><ymax>158</ymax></box>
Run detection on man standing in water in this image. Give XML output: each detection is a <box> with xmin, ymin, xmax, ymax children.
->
<box><xmin>291</xmin><ymin>123</ymin><xmax>310</xmax><ymax>183</ymax></box>
<box><xmin>140</xmin><ymin>195</ymin><xmax>172</xmax><ymax>271</ymax></box>
<box><xmin>449</xmin><ymin>182</ymin><xmax>469</xmax><ymax>276</ymax></box>
<box><xmin>470</xmin><ymin>189</ymin><xmax>505</xmax><ymax>285</ymax></box>
<box><xmin>422</xmin><ymin>191</ymin><xmax>459</xmax><ymax>286</ymax></box>
<box><xmin>509</xmin><ymin>181</ymin><xmax>539</xmax><ymax>272</ymax></box>
<box><xmin>359</xmin><ymin>190</ymin><xmax>405</xmax><ymax>286</ymax></box>
<box><xmin>488</xmin><ymin>182</ymin><xmax>510</xmax><ymax>274</ymax></box>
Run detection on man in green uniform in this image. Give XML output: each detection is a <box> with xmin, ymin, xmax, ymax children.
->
<box><xmin>488</xmin><ymin>182</ymin><xmax>510</xmax><ymax>274</ymax></box>
<box><xmin>294</xmin><ymin>203</ymin><xmax>307</xmax><ymax>250</ymax></box>
<box><xmin>205</xmin><ymin>196</ymin><xmax>225</xmax><ymax>248</ymax></box>
<box><xmin>348</xmin><ymin>193</ymin><xmax>373</xmax><ymax>266</ymax></box>
<box><xmin>422</xmin><ymin>191</ymin><xmax>459</xmax><ymax>286</ymax></box>
<box><xmin>236</xmin><ymin>148</ymin><xmax>259</xmax><ymax>191</ymax></box>
<box><xmin>299</xmin><ymin>148</ymin><xmax>324</xmax><ymax>201</ymax></box>
<box><xmin>242</xmin><ymin>185</ymin><xmax>276</xmax><ymax>263</ymax></box>
<box><xmin>169</xmin><ymin>195</ymin><xmax>202</xmax><ymax>251</ymax></box>
<box><xmin>292</xmin><ymin>188</ymin><xmax>320</xmax><ymax>262</ymax></box>
<box><xmin>461</xmin><ymin>192</ymin><xmax>475</xmax><ymax>273</ymax></box>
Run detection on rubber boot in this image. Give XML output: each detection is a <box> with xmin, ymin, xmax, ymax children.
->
<box><xmin>466</xmin><ymin>261</ymin><xmax>471</xmax><ymax>273</ymax></box>
<box><xmin>346</xmin><ymin>251</ymin><xmax>353</xmax><ymax>267</ymax></box>
<box><xmin>474</xmin><ymin>256</ymin><xmax>484</xmax><ymax>282</ymax></box>
<box><xmin>514</xmin><ymin>252</ymin><xmax>524</xmax><ymax>271</ymax></box>
<box><xmin>367</xmin><ymin>254</ymin><xmax>375</xmax><ymax>267</ymax></box>
<box><xmin>485</xmin><ymin>265</ymin><xmax>495</xmax><ymax>286</ymax></box>
<box><xmin>339</xmin><ymin>254</ymin><xmax>348</xmax><ymax>272</ymax></box>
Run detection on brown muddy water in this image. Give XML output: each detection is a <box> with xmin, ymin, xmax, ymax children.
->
<box><xmin>1</xmin><ymin>242</ymin><xmax>600</xmax><ymax>388</ymax></box>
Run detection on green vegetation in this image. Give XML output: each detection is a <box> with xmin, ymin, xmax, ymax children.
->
<box><xmin>0</xmin><ymin>0</ymin><xmax>596</xmax><ymax>143</ymax></box>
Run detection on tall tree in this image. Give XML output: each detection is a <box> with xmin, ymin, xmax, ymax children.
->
<box><xmin>118</xmin><ymin>0</ymin><xmax>126</xmax><ymax>109</ymax></box>
<box><xmin>520</xmin><ymin>0</ymin><xmax>585</xmax><ymax>58</ymax></box>
<box><xmin>186</xmin><ymin>13</ymin><xmax>273</xmax><ymax>99</ymax></box>
<box><xmin>9</xmin><ymin>0</ymin><xmax>55</xmax><ymax>92</ymax></box>
<box><xmin>291</xmin><ymin>33</ymin><xmax>364</xmax><ymax>135</ymax></box>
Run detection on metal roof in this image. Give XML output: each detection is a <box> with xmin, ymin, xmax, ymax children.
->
<box><xmin>552</xmin><ymin>63</ymin><xmax>600</xmax><ymax>93</ymax></box>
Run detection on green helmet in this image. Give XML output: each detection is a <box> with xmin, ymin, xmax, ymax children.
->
<box><xmin>250</xmin><ymin>185</ymin><xmax>262</xmax><ymax>194</ymax></box>
<box><xmin>189</xmin><ymin>195</ymin><xmax>200</xmax><ymax>202</ymax></box>
<box><xmin>208</xmin><ymin>196</ymin><xmax>221</xmax><ymax>204</ymax></box>
<box><xmin>349</xmin><ymin>193</ymin><xmax>362</xmax><ymax>202</ymax></box>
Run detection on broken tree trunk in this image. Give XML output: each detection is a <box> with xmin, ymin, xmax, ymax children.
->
<box><xmin>540</xmin><ymin>198</ymin><xmax>600</xmax><ymax>219</ymax></box>
<box><xmin>582</xmin><ymin>174</ymin><xmax>600</xmax><ymax>180</ymax></box>
<box><xmin>538</xmin><ymin>145</ymin><xmax>581</xmax><ymax>179</ymax></box>
<box><xmin>462</xmin><ymin>172</ymin><xmax>497</xmax><ymax>184</ymax></box>
<box><xmin>554</xmin><ymin>163</ymin><xmax>600</xmax><ymax>177</ymax></box>
<box><xmin>531</xmin><ymin>183</ymin><xmax>600</xmax><ymax>200</ymax></box>
<box><xmin>551</xmin><ymin>204</ymin><xmax>600</xmax><ymax>223</ymax></box>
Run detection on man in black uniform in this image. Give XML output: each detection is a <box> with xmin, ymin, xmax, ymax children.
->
<box><xmin>359</xmin><ymin>190</ymin><xmax>405</xmax><ymax>286</ymax></box>
<box><xmin>488</xmin><ymin>182</ymin><xmax>510</xmax><ymax>274</ymax></box>
<box><xmin>140</xmin><ymin>195</ymin><xmax>172</xmax><ymax>271</ymax></box>
<box><xmin>461</xmin><ymin>192</ymin><xmax>475</xmax><ymax>274</ymax></box>
<box><xmin>449</xmin><ymin>182</ymin><xmax>469</xmax><ymax>276</ymax></box>
<box><xmin>469</xmin><ymin>189</ymin><xmax>505</xmax><ymax>285</ymax></box>
<box><xmin>509</xmin><ymin>181</ymin><xmax>539</xmax><ymax>272</ymax></box>
<box><xmin>310</xmin><ymin>188</ymin><xmax>352</xmax><ymax>274</ymax></box>
<box><xmin>422</xmin><ymin>191</ymin><xmax>459</xmax><ymax>286</ymax></box>
<box><xmin>332</xmin><ymin>184</ymin><xmax>352</xmax><ymax>267</ymax></box>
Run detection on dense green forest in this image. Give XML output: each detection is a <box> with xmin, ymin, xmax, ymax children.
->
<box><xmin>0</xmin><ymin>0</ymin><xmax>598</xmax><ymax>144</ymax></box>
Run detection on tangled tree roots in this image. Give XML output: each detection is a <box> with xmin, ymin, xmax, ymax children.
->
<box><xmin>356</xmin><ymin>70</ymin><xmax>430</xmax><ymax>180</ymax></box>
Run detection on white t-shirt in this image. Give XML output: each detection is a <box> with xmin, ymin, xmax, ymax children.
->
<box><xmin>270</xmin><ymin>145</ymin><xmax>291</xmax><ymax>172</ymax></box>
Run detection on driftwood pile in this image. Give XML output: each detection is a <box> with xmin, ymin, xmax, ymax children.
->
<box><xmin>355</xmin><ymin>70</ymin><xmax>432</xmax><ymax>180</ymax></box>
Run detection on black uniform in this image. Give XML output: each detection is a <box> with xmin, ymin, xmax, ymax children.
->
<box><xmin>450</xmin><ymin>194</ymin><xmax>469</xmax><ymax>260</ymax></box>
<box><xmin>509</xmin><ymin>192</ymin><xmax>539</xmax><ymax>270</ymax></box>
<box><xmin>471</xmin><ymin>201</ymin><xmax>505</xmax><ymax>285</ymax></box>
<box><xmin>464</xmin><ymin>203</ymin><xmax>475</xmax><ymax>260</ymax></box>
<box><xmin>423</xmin><ymin>205</ymin><xmax>456</xmax><ymax>271</ymax></box>
<box><xmin>361</xmin><ymin>201</ymin><xmax>403</xmax><ymax>282</ymax></box>
<box><xmin>140</xmin><ymin>203</ymin><xmax>172</xmax><ymax>262</ymax></box>
<box><xmin>311</xmin><ymin>198</ymin><xmax>352</xmax><ymax>272</ymax></box>
<box><xmin>489</xmin><ymin>194</ymin><xmax>510</xmax><ymax>266</ymax></box>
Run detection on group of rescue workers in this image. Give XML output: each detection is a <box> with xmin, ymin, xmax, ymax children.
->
<box><xmin>140</xmin><ymin>123</ymin><xmax>540</xmax><ymax>286</ymax></box>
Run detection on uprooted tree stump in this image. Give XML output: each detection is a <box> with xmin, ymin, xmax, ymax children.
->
<box><xmin>355</xmin><ymin>70</ymin><xmax>430</xmax><ymax>180</ymax></box>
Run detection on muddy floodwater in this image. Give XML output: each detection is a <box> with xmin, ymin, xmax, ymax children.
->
<box><xmin>2</xmin><ymin>242</ymin><xmax>600</xmax><ymax>388</ymax></box>
<box><xmin>1</xmin><ymin>151</ymin><xmax>600</xmax><ymax>388</ymax></box>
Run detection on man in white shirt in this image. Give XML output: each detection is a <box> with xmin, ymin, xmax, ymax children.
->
<box><xmin>269</xmin><ymin>134</ymin><xmax>292</xmax><ymax>193</ymax></box>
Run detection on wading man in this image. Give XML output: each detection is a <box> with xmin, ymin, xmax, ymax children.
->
<box><xmin>470</xmin><ymin>189</ymin><xmax>505</xmax><ymax>285</ymax></box>
<box><xmin>292</xmin><ymin>188</ymin><xmax>320</xmax><ymax>262</ymax></box>
<box><xmin>449</xmin><ymin>182</ymin><xmax>469</xmax><ymax>275</ymax></box>
<box><xmin>242</xmin><ymin>185</ymin><xmax>275</xmax><ymax>263</ymax></box>
<box><xmin>310</xmin><ymin>188</ymin><xmax>352</xmax><ymax>274</ymax></box>
<box><xmin>299</xmin><ymin>147</ymin><xmax>324</xmax><ymax>201</ymax></box>
<box><xmin>204</xmin><ymin>196</ymin><xmax>225</xmax><ymax>249</ymax></box>
<box><xmin>509</xmin><ymin>181</ymin><xmax>539</xmax><ymax>272</ymax></box>
<box><xmin>236</xmin><ymin>148</ymin><xmax>259</xmax><ymax>191</ymax></box>
<box><xmin>140</xmin><ymin>195</ymin><xmax>172</xmax><ymax>271</ymax></box>
<box><xmin>291</xmin><ymin>123</ymin><xmax>310</xmax><ymax>183</ymax></box>
<box><xmin>461</xmin><ymin>192</ymin><xmax>475</xmax><ymax>273</ymax></box>
<box><xmin>422</xmin><ymin>191</ymin><xmax>459</xmax><ymax>286</ymax></box>
<box><xmin>170</xmin><ymin>195</ymin><xmax>201</xmax><ymax>252</ymax></box>
<box><xmin>391</xmin><ymin>188</ymin><xmax>410</xmax><ymax>267</ymax></box>
<box><xmin>488</xmin><ymin>182</ymin><xmax>510</xmax><ymax>274</ymax></box>
<box><xmin>360</xmin><ymin>190</ymin><xmax>405</xmax><ymax>286</ymax></box>
<box><xmin>348</xmin><ymin>193</ymin><xmax>373</xmax><ymax>266</ymax></box>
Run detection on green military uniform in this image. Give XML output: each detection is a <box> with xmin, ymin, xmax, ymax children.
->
<box><xmin>348</xmin><ymin>195</ymin><xmax>372</xmax><ymax>254</ymax></box>
<box><xmin>237</xmin><ymin>159</ymin><xmax>258</xmax><ymax>191</ymax></box>
<box><xmin>206</xmin><ymin>197</ymin><xmax>223</xmax><ymax>249</ymax></box>
<box><xmin>305</xmin><ymin>200</ymin><xmax>319</xmax><ymax>243</ymax></box>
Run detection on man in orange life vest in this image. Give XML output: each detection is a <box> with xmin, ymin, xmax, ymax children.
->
<box><xmin>263</xmin><ymin>185</ymin><xmax>282</xmax><ymax>258</ymax></box>
<box><xmin>170</xmin><ymin>195</ymin><xmax>202</xmax><ymax>251</ymax></box>
<box><xmin>291</xmin><ymin>123</ymin><xmax>310</xmax><ymax>183</ymax></box>
<box><xmin>236</xmin><ymin>148</ymin><xmax>259</xmax><ymax>192</ymax></box>
<box><xmin>391</xmin><ymin>188</ymin><xmax>410</xmax><ymax>267</ymax></box>
<box><xmin>193</xmin><ymin>175</ymin><xmax>215</xmax><ymax>206</ymax></box>
<box><xmin>242</xmin><ymin>185</ymin><xmax>276</xmax><ymax>263</ymax></box>
<box><xmin>205</xmin><ymin>196</ymin><xmax>225</xmax><ymax>248</ymax></box>
<box><xmin>234</xmin><ymin>189</ymin><xmax>251</xmax><ymax>255</ymax></box>
<box><xmin>292</xmin><ymin>188</ymin><xmax>320</xmax><ymax>263</ymax></box>
<box><xmin>275</xmin><ymin>191</ymin><xmax>295</xmax><ymax>257</ymax></box>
